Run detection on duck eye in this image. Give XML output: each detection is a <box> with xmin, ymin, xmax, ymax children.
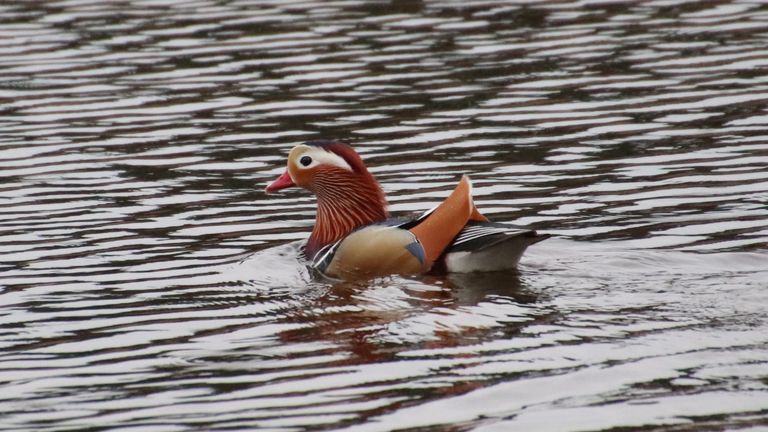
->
<box><xmin>300</xmin><ymin>155</ymin><xmax>312</xmax><ymax>167</ymax></box>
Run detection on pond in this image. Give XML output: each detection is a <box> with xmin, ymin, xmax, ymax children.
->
<box><xmin>1</xmin><ymin>1</ymin><xmax>767</xmax><ymax>431</ymax></box>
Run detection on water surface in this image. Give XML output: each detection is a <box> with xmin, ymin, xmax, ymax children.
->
<box><xmin>1</xmin><ymin>1</ymin><xmax>767</xmax><ymax>431</ymax></box>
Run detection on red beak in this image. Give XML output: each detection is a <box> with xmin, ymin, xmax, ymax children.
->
<box><xmin>265</xmin><ymin>170</ymin><xmax>296</xmax><ymax>193</ymax></box>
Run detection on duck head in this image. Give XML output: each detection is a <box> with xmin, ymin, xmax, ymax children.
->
<box><xmin>266</xmin><ymin>141</ymin><xmax>389</xmax><ymax>257</ymax></box>
<box><xmin>266</xmin><ymin>142</ymin><xmax>362</xmax><ymax>192</ymax></box>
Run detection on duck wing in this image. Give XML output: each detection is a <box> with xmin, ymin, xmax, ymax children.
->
<box><xmin>437</xmin><ymin>221</ymin><xmax>550</xmax><ymax>273</ymax></box>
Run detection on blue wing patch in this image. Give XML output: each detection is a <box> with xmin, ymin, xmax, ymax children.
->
<box><xmin>405</xmin><ymin>240</ymin><xmax>426</xmax><ymax>265</ymax></box>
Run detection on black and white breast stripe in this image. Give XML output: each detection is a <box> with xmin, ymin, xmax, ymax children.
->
<box><xmin>311</xmin><ymin>239</ymin><xmax>343</xmax><ymax>273</ymax></box>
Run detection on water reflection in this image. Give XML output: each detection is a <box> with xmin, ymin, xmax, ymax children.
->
<box><xmin>254</xmin><ymin>268</ymin><xmax>540</xmax><ymax>363</ymax></box>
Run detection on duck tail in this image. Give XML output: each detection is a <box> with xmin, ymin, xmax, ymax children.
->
<box><xmin>409</xmin><ymin>175</ymin><xmax>474</xmax><ymax>267</ymax></box>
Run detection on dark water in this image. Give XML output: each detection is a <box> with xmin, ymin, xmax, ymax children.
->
<box><xmin>2</xmin><ymin>1</ymin><xmax>768</xmax><ymax>431</ymax></box>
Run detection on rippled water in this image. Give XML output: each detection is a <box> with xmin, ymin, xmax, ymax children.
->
<box><xmin>2</xmin><ymin>1</ymin><xmax>768</xmax><ymax>431</ymax></box>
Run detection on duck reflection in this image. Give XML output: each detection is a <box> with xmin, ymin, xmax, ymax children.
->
<box><xmin>277</xmin><ymin>271</ymin><xmax>541</xmax><ymax>363</ymax></box>
<box><xmin>443</xmin><ymin>271</ymin><xmax>538</xmax><ymax>305</ymax></box>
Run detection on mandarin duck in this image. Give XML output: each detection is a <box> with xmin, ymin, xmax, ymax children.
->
<box><xmin>266</xmin><ymin>141</ymin><xmax>549</xmax><ymax>280</ymax></box>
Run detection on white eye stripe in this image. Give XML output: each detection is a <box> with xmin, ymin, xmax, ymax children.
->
<box><xmin>296</xmin><ymin>148</ymin><xmax>353</xmax><ymax>171</ymax></box>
